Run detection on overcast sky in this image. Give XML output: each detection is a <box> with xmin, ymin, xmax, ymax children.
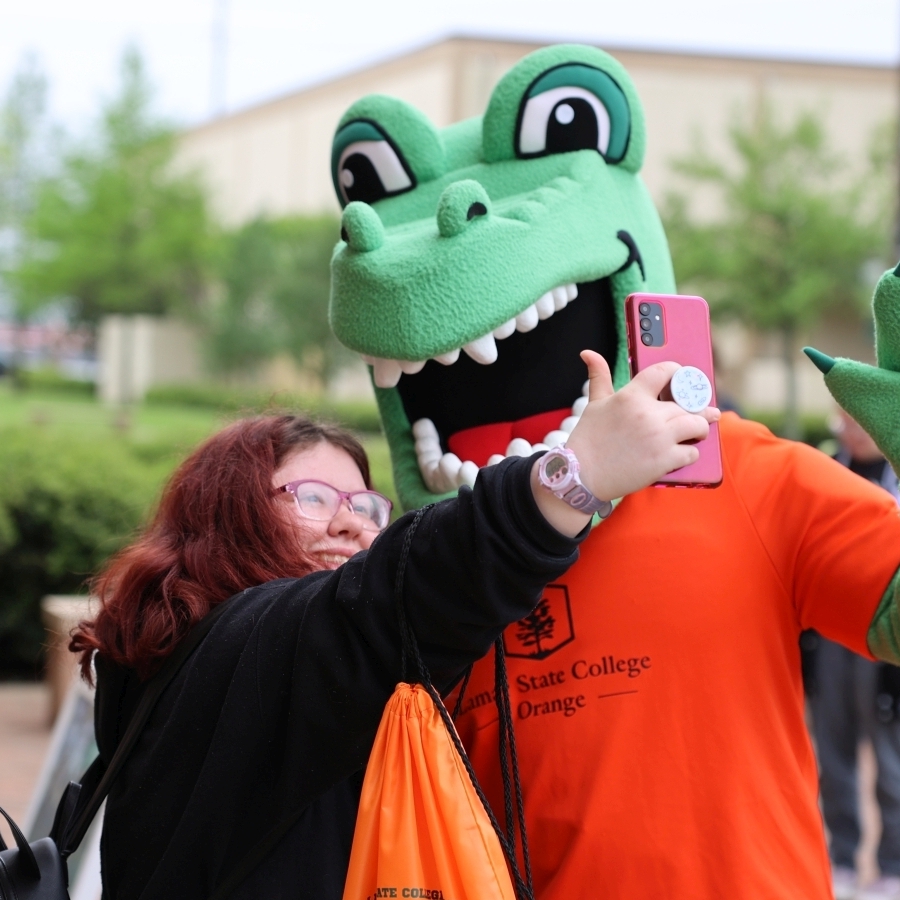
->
<box><xmin>3</xmin><ymin>0</ymin><xmax>900</xmax><ymax>131</ymax></box>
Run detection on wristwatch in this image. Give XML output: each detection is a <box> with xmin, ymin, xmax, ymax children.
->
<box><xmin>537</xmin><ymin>447</ymin><xmax>613</xmax><ymax>518</ymax></box>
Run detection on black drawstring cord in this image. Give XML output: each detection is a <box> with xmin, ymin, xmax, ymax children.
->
<box><xmin>451</xmin><ymin>665</ymin><xmax>473</xmax><ymax>720</ymax></box>
<box><xmin>394</xmin><ymin>507</ymin><xmax>535</xmax><ymax>900</ymax></box>
<box><xmin>394</xmin><ymin>510</ymin><xmax>423</xmax><ymax>684</ymax></box>
<box><xmin>495</xmin><ymin>637</ymin><xmax>534</xmax><ymax>897</ymax></box>
<box><xmin>496</xmin><ymin>642</ymin><xmax>516</xmax><ymax>853</ymax></box>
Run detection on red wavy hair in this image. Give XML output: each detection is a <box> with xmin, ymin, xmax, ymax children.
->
<box><xmin>70</xmin><ymin>415</ymin><xmax>372</xmax><ymax>682</ymax></box>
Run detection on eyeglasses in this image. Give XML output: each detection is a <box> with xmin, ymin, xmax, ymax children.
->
<box><xmin>277</xmin><ymin>480</ymin><xmax>393</xmax><ymax>532</ymax></box>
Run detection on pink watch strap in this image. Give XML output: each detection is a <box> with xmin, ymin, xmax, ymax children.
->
<box><xmin>539</xmin><ymin>448</ymin><xmax>613</xmax><ymax>518</ymax></box>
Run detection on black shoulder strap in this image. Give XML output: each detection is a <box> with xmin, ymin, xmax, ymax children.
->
<box><xmin>59</xmin><ymin>594</ymin><xmax>239</xmax><ymax>856</ymax></box>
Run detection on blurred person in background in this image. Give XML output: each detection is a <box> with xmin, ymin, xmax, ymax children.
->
<box><xmin>809</xmin><ymin>408</ymin><xmax>900</xmax><ymax>900</ymax></box>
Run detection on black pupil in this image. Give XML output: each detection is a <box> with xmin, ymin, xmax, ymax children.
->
<box><xmin>546</xmin><ymin>97</ymin><xmax>599</xmax><ymax>154</ymax></box>
<box><xmin>341</xmin><ymin>152</ymin><xmax>387</xmax><ymax>204</ymax></box>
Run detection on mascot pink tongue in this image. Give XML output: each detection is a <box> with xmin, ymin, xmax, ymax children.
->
<box><xmin>448</xmin><ymin>409</ymin><xmax>570</xmax><ymax>467</ymax></box>
<box><xmin>328</xmin><ymin>42</ymin><xmax>900</xmax><ymax>900</ymax></box>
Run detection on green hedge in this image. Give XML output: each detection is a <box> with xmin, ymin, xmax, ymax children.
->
<box><xmin>145</xmin><ymin>383</ymin><xmax>382</xmax><ymax>434</ymax></box>
<box><xmin>11</xmin><ymin>367</ymin><xmax>96</xmax><ymax>397</ymax></box>
<box><xmin>0</xmin><ymin>428</ymin><xmax>162</xmax><ymax>677</ymax></box>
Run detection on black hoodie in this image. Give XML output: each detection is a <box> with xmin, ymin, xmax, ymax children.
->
<box><xmin>94</xmin><ymin>455</ymin><xmax>584</xmax><ymax>899</ymax></box>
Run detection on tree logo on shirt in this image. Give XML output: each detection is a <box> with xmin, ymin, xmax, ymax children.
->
<box><xmin>504</xmin><ymin>585</ymin><xmax>574</xmax><ymax>660</ymax></box>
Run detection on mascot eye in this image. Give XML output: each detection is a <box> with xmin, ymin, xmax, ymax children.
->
<box><xmin>515</xmin><ymin>65</ymin><xmax>631</xmax><ymax>163</ymax></box>
<box><xmin>336</xmin><ymin>139</ymin><xmax>413</xmax><ymax>205</ymax></box>
<box><xmin>519</xmin><ymin>87</ymin><xmax>610</xmax><ymax>156</ymax></box>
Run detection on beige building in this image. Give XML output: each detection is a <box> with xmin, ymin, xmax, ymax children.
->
<box><xmin>177</xmin><ymin>36</ymin><xmax>898</xmax><ymax>413</ymax></box>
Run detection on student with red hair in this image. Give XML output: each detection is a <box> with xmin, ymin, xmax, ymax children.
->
<box><xmin>70</xmin><ymin>353</ymin><xmax>717</xmax><ymax>900</ymax></box>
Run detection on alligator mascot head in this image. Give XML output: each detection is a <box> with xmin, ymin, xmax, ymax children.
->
<box><xmin>329</xmin><ymin>44</ymin><xmax>675</xmax><ymax>510</ymax></box>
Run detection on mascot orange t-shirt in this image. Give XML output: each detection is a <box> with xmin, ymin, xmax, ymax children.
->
<box><xmin>453</xmin><ymin>415</ymin><xmax>900</xmax><ymax>899</ymax></box>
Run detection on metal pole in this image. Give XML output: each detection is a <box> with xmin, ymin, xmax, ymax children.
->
<box><xmin>210</xmin><ymin>0</ymin><xmax>229</xmax><ymax>118</ymax></box>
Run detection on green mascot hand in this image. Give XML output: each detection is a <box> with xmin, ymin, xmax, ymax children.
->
<box><xmin>805</xmin><ymin>263</ymin><xmax>900</xmax><ymax>473</ymax></box>
<box><xmin>807</xmin><ymin>264</ymin><xmax>900</xmax><ymax>664</ymax></box>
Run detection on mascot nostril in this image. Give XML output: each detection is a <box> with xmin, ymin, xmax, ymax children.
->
<box><xmin>436</xmin><ymin>180</ymin><xmax>491</xmax><ymax>238</ymax></box>
<box><xmin>340</xmin><ymin>201</ymin><xmax>385</xmax><ymax>252</ymax></box>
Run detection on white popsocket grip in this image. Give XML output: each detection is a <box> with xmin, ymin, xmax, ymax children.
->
<box><xmin>670</xmin><ymin>366</ymin><xmax>712</xmax><ymax>413</ymax></box>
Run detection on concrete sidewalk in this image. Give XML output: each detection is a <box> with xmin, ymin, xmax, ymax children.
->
<box><xmin>0</xmin><ymin>683</ymin><xmax>52</xmax><ymax>843</ymax></box>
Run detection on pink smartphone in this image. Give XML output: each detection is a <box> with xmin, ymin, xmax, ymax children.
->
<box><xmin>625</xmin><ymin>293</ymin><xmax>723</xmax><ymax>488</ymax></box>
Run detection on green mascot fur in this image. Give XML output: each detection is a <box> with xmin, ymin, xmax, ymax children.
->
<box><xmin>328</xmin><ymin>44</ymin><xmax>900</xmax><ymax>900</ymax></box>
<box><xmin>330</xmin><ymin>45</ymin><xmax>671</xmax><ymax>510</ymax></box>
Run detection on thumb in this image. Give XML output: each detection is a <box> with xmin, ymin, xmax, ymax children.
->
<box><xmin>581</xmin><ymin>350</ymin><xmax>614</xmax><ymax>402</ymax></box>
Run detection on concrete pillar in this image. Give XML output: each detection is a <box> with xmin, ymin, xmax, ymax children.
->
<box><xmin>97</xmin><ymin>315</ymin><xmax>203</xmax><ymax>404</ymax></box>
<box><xmin>41</xmin><ymin>595</ymin><xmax>95</xmax><ymax>724</ymax></box>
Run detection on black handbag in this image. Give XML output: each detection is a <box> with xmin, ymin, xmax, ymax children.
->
<box><xmin>0</xmin><ymin>596</ymin><xmax>235</xmax><ymax>900</ymax></box>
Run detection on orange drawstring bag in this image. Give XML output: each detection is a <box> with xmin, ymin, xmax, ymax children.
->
<box><xmin>342</xmin><ymin>682</ymin><xmax>517</xmax><ymax>900</ymax></box>
<box><xmin>343</xmin><ymin>508</ymin><xmax>531</xmax><ymax>900</ymax></box>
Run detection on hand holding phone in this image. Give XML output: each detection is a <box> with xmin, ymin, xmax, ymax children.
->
<box><xmin>534</xmin><ymin>351</ymin><xmax>719</xmax><ymax>536</ymax></box>
<box><xmin>625</xmin><ymin>293</ymin><xmax>723</xmax><ymax>488</ymax></box>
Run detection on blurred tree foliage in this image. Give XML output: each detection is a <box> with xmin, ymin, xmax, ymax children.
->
<box><xmin>206</xmin><ymin>214</ymin><xmax>350</xmax><ymax>382</ymax></box>
<box><xmin>0</xmin><ymin>56</ymin><xmax>53</xmax><ymax>376</ymax></box>
<box><xmin>1</xmin><ymin>50</ymin><xmax>351</xmax><ymax>386</ymax></box>
<box><xmin>11</xmin><ymin>48</ymin><xmax>216</xmax><ymax>324</ymax></box>
<box><xmin>663</xmin><ymin>103</ymin><xmax>889</xmax><ymax>439</ymax></box>
<box><xmin>0</xmin><ymin>55</ymin><xmax>50</xmax><ymax>247</ymax></box>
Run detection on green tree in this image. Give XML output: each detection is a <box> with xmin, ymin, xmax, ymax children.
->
<box><xmin>12</xmin><ymin>48</ymin><xmax>215</xmax><ymax>325</ymax></box>
<box><xmin>207</xmin><ymin>214</ymin><xmax>348</xmax><ymax>382</ymax></box>
<box><xmin>0</xmin><ymin>56</ymin><xmax>52</xmax><ymax>377</ymax></box>
<box><xmin>663</xmin><ymin>103</ymin><xmax>889</xmax><ymax>438</ymax></box>
<box><xmin>0</xmin><ymin>55</ymin><xmax>49</xmax><ymax>240</ymax></box>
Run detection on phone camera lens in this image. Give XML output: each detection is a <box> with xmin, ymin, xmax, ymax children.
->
<box><xmin>640</xmin><ymin>333</ymin><xmax>653</xmax><ymax>346</ymax></box>
<box><xmin>640</xmin><ymin>318</ymin><xmax>652</xmax><ymax>331</ymax></box>
<box><xmin>638</xmin><ymin>302</ymin><xmax>651</xmax><ymax>316</ymax></box>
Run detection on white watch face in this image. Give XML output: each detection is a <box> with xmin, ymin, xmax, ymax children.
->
<box><xmin>542</xmin><ymin>451</ymin><xmax>577</xmax><ymax>492</ymax></box>
<box><xmin>670</xmin><ymin>365</ymin><xmax>712</xmax><ymax>413</ymax></box>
